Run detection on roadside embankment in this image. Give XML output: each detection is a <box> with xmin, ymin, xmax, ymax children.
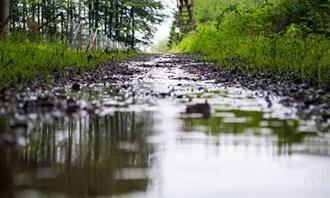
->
<box><xmin>0</xmin><ymin>41</ymin><xmax>138</xmax><ymax>88</ymax></box>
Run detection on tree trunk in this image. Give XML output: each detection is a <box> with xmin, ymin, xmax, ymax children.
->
<box><xmin>130</xmin><ymin>8</ymin><xmax>135</xmax><ymax>49</ymax></box>
<box><xmin>94</xmin><ymin>0</ymin><xmax>99</xmax><ymax>30</ymax></box>
<box><xmin>22</xmin><ymin>0</ymin><xmax>26</xmax><ymax>30</ymax></box>
<box><xmin>77</xmin><ymin>0</ymin><xmax>82</xmax><ymax>50</ymax></box>
<box><xmin>0</xmin><ymin>148</ymin><xmax>13</xmax><ymax>198</ymax></box>
<box><xmin>108</xmin><ymin>1</ymin><xmax>113</xmax><ymax>39</ymax></box>
<box><xmin>114</xmin><ymin>0</ymin><xmax>119</xmax><ymax>40</ymax></box>
<box><xmin>0</xmin><ymin>0</ymin><xmax>10</xmax><ymax>40</ymax></box>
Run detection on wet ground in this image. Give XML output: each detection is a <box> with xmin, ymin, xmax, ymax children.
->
<box><xmin>0</xmin><ymin>54</ymin><xmax>330</xmax><ymax>198</ymax></box>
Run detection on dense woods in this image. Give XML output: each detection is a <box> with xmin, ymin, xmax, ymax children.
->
<box><xmin>6</xmin><ymin>0</ymin><xmax>164</xmax><ymax>49</ymax></box>
<box><xmin>171</xmin><ymin>0</ymin><xmax>330</xmax><ymax>88</ymax></box>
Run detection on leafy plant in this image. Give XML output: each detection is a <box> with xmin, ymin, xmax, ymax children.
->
<box><xmin>172</xmin><ymin>0</ymin><xmax>330</xmax><ymax>88</ymax></box>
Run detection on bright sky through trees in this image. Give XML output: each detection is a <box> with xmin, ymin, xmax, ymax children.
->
<box><xmin>152</xmin><ymin>0</ymin><xmax>176</xmax><ymax>45</ymax></box>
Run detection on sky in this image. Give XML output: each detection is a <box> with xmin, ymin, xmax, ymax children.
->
<box><xmin>151</xmin><ymin>0</ymin><xmax>176</xmax><ymax>44</ymax></box>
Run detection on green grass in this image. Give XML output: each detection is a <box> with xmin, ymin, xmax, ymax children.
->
<box><xmin>172</xmin><ymin>0</ymin><xmax>330</xmax><ymax>88</ymax></box>
<box><xmin>0</xmin><ymin>41</ymin><xmax>138</xmax><ymax>87</ymax></box>
<box><xmin>173</xmin><ymin>25</ymin><xmax>330</xmax><ymax>87</ymax></box>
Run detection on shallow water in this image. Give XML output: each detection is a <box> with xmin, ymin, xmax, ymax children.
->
<box><xmin>1</xmin><ymin>55</ymin><xmax>329</xmax><ymax>198</ymax></box>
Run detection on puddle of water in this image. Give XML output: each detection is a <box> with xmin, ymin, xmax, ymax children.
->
<box><xmin>0</xmin><ymin>55</ymin><xmax>329</xmax><ymax>198</ymax></box>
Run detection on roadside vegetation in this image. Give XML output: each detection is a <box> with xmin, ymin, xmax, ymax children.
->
<box><xmin>0</xmin><ymin>0</ymin><xmax>165</xmax><ymax>87</ymax></box>
<box><xmin>170</xmin><ymin>0</ymin><xmax>330</xmax><ymax>88</ymax></box>
<box><xmin>0</xmin><ymin>40</ymin><xmax>137</xmax><ymax>86</ymax></box>
<box><xmin>151</xmin><ymin>39</ymin><xmax>169</xmax><ymax>53</ymax></box>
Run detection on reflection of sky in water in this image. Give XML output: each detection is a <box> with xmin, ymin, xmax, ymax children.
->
<box><xmin>160</xmin><ymin>142</ymin><xmax>330</xmax><ymax>198</ymax></box>
<box><xmin>151</xmin><ymin>100</ymin><xmax>330</xmax><ymax>198</ymax></box>
<box><xmin>10</xmin><ymin>110</ymin><xmax>330</xmax><ymax>198</ymax></box>
<box><xmin>2</xmin><ymin>56</ymin><xmax>329</xmax><ymax>198</ymax></box>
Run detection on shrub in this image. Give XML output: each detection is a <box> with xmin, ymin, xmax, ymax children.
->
<box><xmin>173</xmin><ymin>0</ymin><xmax>330</xmax><ymax>88</ymax></box>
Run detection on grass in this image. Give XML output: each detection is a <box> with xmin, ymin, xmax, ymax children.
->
<box><xmin>173</xmin><ymin>25</ymin><xmax>330</xmax><ymax>87</ymax></box>
<box><xmin>171</xmin><ymin>0</ymin><xmax>330</xmax><ymax>88</ymax></box>
<box><xmin>0</xmin><ymin>41</ymin><xmax>138</xmax><ymax>87</ymax></box>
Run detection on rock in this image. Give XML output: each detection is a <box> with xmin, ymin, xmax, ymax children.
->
<box><xmin>9</xmin><ymin>120</ymin><xmax>28</xmax><ymax>130</ymax></box>
<box><xmin>265</xmin><ymin>95</ymin><xmax>272</xmax><ymax>108</ymax></box>
<box><xmin>159</xmin><ymin>92</ymin><xmax>170</xmax><ymax>98</ymax></box>
<box><xmin>197</xmin><ymin>86</ymin><xmax>204</xmax><ymax>91</ymax></box>
<box><xmin>66</xmin><ymin>98</ymin><xmax>79</xmax><ymax>114</ymax></box>
<box><xmin>71</xmin><ymin>83</ymin><xmax>81</xmax><ymax>91</ymax></box>
<box><xmin>186</xmin><ymin>101</ymin><xmax>211</xmax><ymax>118</ymax></box>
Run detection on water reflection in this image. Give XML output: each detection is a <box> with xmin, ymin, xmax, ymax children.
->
<box><xmin>182</xmin><ymin>109</ymin><xmax>329</xmax><ymax>156</ymax></box>
<box><xmin>1</xmin><ymin>107</ymin><xmax>329</xmax><ymax>198</ymax></box>
<box><xmin>9</xmin><ymin>112</ymin><xmax>155</xmax><ymax>198</ymax></box>
<box><xmin>1</xmin><ymin>55</ymin><xmax>330</xmax><ymax>197</ymax></box>
<box><xmin>0</xmin><ymin>148</ymin><xmax>13</xmax><ymax>198</ymax></box>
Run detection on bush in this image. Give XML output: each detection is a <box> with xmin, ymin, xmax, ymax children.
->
<box><xmin>173</xmin><ymin>0</ymin><xmax>330</xmax><ymax>88</ymax></box>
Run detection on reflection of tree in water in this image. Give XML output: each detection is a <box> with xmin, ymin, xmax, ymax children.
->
<box><xmin>14</xmin><ymin>111</ymin><xmax>155</xmax><ymax>197</ymax></box>
<box><xmin>0</xmin><ymin>117</ymin><xmax>13</xmax><ymax>198</ymax></box>
<box><xmin>0</xmin><ymin>148</ymin><xmax>14</xmax><ymax>198</ymax></box>
<box><xmin>182</xmin><ymin>110</ymin><xmax>321</xmax><ymax>155</ymax></box>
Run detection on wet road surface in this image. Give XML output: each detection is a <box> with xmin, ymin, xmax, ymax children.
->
<box><xmin>0</xmin><ymin>54</ymin><xmax>330</xmax><ymax>198</ymax></box>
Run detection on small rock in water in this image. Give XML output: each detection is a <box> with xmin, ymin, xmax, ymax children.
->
<box><xmin>159</xmin><ymin>92</ymin><xmax>170</xmax><ymax>98</ymax></box>
<box><xmin>71</xmin><ymin>83</ymin><xmax>81</xmax><ymax>91</ymax></box>
<box><xmin>197</xmin><ymin>86</ymin><xmax>204</xmax><ymax>91</ymax></box>
<box><xmin>265</xmin><ymin>95</ymin><xmax>272</xmax><ymax>108</ymax></box>
<box><xmin>186</xmin><ymin>101</ymin><xmax>211</xmax><ymax>118</ymax></box>
<box><xmin>66</xmin><ymin>98</ymin><xmax>79</xmax><ymax>114</ymax></box>
<box><xmin>9</xmin><ymin>119</ymin><xmax>28</xmax><ymax>131</ymax></box>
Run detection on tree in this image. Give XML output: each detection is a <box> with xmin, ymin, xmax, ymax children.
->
<box><xmin>0</xmin><ymin>0</ymin><xmax>10</xmax><ymax>40</ymax></box>
<box><xmin>124</xmin><ymin>0</ymin><xmax>165</xmax><ymax>48</ymax></box>
<box><xmin>7</xmin><ymin>0</ymin><xmax>165</xmax><ymax>49</ymax></box>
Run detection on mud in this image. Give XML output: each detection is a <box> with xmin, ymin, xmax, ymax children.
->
<box><xmin>177</xmin><ymin>54</ymin><xmax>330</xmax><ymax>123</ymax></box>
<box><xmin>1</xmin><ymin>54</ymin><xmax>330</xmax><ymax>198</ymax></box>
<box><xmin>0</xmin><ymin>53</ymin><xmax>329</xmax><ymax>146</ymax></box>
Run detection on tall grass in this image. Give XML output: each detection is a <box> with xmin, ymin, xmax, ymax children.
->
<box><xmin>0</xmin><ymin>41</ymin><xmax>137</xmax><ymax>86</ymax></box>
<box><xmin>173</xmin><ymin>0</ymin><xmax>330</xmax><ymax>88</ymax></box>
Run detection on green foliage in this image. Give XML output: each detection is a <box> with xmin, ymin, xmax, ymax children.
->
<box><xmin>9</xmin><ymin>0</ymin><xmax>165</xmax><ymax>49</ymax></box>
<box><xmin>173</xmin><ymin>0</ymin><xmax>330</xmax><ymax>87</ymax></box>
<box><xmin>151</xmin><ymin>39</ymin><xmax>169</xmax><ymax>53</ymax></box>
<box><xmin>0</xmin><ymin>41</ymin><xmax>138</xmax><ymax>87</ymax></box>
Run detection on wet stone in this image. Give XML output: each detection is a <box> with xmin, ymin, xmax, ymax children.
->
<box><xmin>186</xmin><ymin>101</ymin><xmax>211</xmax><ymax>118</ymax></box>
<box><xmin>71</xmin><ymin>83</ymin><xmax>81</xmax><ymax>91</ymax></box>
